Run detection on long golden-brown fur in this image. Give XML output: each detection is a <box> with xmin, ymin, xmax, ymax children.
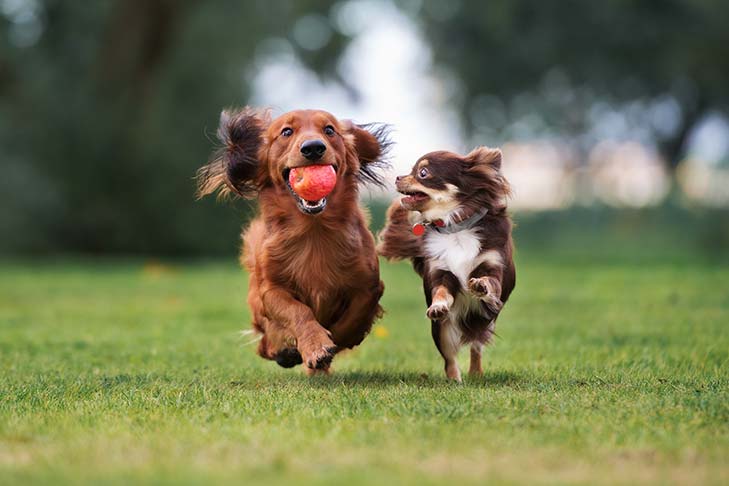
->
<box><xmin>198</xmin><ymin>108</ymin><xmax>391</xmax><ymax>373</ymax></box>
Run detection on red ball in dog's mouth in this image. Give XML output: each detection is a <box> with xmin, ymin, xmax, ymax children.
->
<box><xmin>288</xmin><ymin>164</ymin><xmax>337</xmax><ymax>202</ymax></box>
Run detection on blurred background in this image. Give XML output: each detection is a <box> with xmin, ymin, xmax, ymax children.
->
<box><xmin>1</xmin><ymin>0</ymin><xmax>728</xmax><ymax>259</ymax></box>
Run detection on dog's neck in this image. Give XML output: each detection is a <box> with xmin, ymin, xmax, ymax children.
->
<box><xmin>448</xmin><ymin>205</ymin><xmax>486</xmax><ymax>225</ymax></box>
<box><xmin>413</xmin><ymin>206</ymin><xmax>490</xmax><ymax>236</ymax></box>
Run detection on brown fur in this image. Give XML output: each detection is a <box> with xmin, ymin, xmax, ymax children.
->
<box><xmin>378</xmin><ymin>146</ymin><xmax>516</xmax><ymax>381</ymax></box>
<box><xmin>198</xmin><ymin>108</ymin><xmax>390</xmax><ymax>372</ymax></box>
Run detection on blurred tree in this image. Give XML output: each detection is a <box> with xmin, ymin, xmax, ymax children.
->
<box><xmin>405</xmin><ymin>0</ymin><xmax>729</xmax><ymax>175</ymax></box>
<box><xmin>0</xmin><ymin>0</ymin><xmax>349</xmax><ymax>255</ymax></box>
<box><xmin>3</xmin><ymin>0</ymin><xmax>727</xmax><ymax>255</ymax></box>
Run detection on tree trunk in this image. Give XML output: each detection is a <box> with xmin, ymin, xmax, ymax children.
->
<box><xmin>661</xmin><ymin>98</ymin><xmax>708</xmax><ymax>176</ymax></box>
<box><xmin>95</xmin><ymin>0</ymin><xmax>184</xmax><ymax>102</ymax></box>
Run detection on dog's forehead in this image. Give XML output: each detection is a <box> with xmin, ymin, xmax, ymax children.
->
<box><xmin>415</xmin><ymin>151</ymin><xmax>462</xmax><ymax>170</ymax></box>
<box><xmin>274</xmin><ymin>109</ymin><xmax>338</xmax><ymax>128</ymax></box>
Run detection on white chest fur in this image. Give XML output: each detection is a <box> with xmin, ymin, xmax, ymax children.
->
<box><xmin>424</xmin><ymin>228</ymin><xmax>482</xmax><ymax>287</ymax></box>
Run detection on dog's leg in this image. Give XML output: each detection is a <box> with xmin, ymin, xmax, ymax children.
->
<box><xmin>467</xmin><ymin>261</ymin><xmax>504</xmax><ymax>318</ymax></box>
<box><xmin>261</xmin><ymin>286</ymin><xmax>336</xmax><ymax>371</ymax></box>
<box><xmin>427</xmin><ymin>285</ymin><xmax>453</xmax><ymax>320</ymax></box>
<box><xmin>255</xmin><ymin>322</ymin><xmax>302</xmax><ymax>368</ymax></box>
<box><xmin>469</xmin><ymin>342</ymin><xmax>484</xmax><ymax>376</ymax></box>
<box><xmin>432</xmin><ymin>317</ymin><xmax>462</xmax><ymax>382</ymax></box>
<box><xmin>426</xmin><ymin>270</ymin><xmax>462</xmax><ymax>381</ymax></box>
<box><xmin>248</xmin><ymin>272</ymin><xmax>299</xmax><ymax>365</ymax></box>
<box><xmin>426</xmin><ymin>270</ymin><xmax>459</xmax><ymax>320</ymax></box>
<box><xmin>329</xmin><ymin>279</ymin><xmax>384</xmax><ymax>349</ymax></box>
<box><xmin>304</xmin><ymin>365</ymin><xmax>331</xmax><ymax>377</ymax></box>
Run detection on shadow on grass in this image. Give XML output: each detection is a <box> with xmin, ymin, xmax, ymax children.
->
<box><xmin>257</xmin><ymin>368</ymin><xmax>533</xmax><ymax>389</ymax></box>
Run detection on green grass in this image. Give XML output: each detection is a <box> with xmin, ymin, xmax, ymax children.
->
<box><xmin>1</xmin><ymin>251</ymin><xmax>727</xmax><ymax>485</ymax></box>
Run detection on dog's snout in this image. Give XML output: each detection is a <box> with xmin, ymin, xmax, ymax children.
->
<box><xmin>395</xmin><ymin>176</ymin><xmax>403</xmax><ymax>183</ymax></box>
<box><xmin>300</xmin><ymin>139</ymin><xmax>326</xmax><ymax>161</ymax></box>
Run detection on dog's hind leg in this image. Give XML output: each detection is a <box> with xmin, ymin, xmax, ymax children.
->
<box><xmin>329</xmin><ymin>279</ymin><xmax>384</xmax><ymax>349</ymax></box>
<box><xmin>426</xmin><ymin>270</ymin><xmax>462</xmax><ymax>381</ymax></box>
<box><xmin>469</xmin><ymin>342</ymin><xmax>483</xmax><ymax>376</ymax></box>
<box><xmin>432</xmin><ymin>317</ymin><xmax>462</xmax><ymax>382</ymax></box>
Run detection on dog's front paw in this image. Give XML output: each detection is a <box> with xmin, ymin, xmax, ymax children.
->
<box><xmin>299</xmin><ymin>331</ymin><xmax>338</xmax><ymax>371</ymax></box>
<box><xmin>468</xmin><ymin>277</ymin><xmax>493</xmax><ymax>297</ymax></box>
<box><xmin>426</xmin><ymin>301</ymin><xmax>450</xmax><ymax>320</ymax></box>
<box><xmin>483</xmin><ymin>295</ymin><xmax>503</xmax><ymax>315</ymax></box>
<box><xmin>469</xmin><ymin>277</ymin><xmax>504</xmax><ymax>314</ymax></box>
<box><xmin>303</xmin><ymin>345</ymin><xmax>337</xmax><ymax>370</ymax></box>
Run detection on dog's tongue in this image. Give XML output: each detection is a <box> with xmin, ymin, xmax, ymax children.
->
<box><xmin>288</xmin><ymin>165</ymin><xmax>337</xmax><ymax>201</ymax></box>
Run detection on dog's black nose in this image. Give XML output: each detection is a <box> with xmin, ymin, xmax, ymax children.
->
<box><xmin>300</xmin><ymin>139</ymin><xmax>326</xmax><ymax>161</ymax></box>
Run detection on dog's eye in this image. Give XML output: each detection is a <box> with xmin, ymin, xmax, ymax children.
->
<box><xmin>281</xmin><ymin>127</ymin><xmax>293</xmax><ymax>137</ymax></box>
<box><xmin>324</xmin><ymin>125</ymin><xmax>335</xmax><ymax>136</ymax></box>
<box><xmin>418</xmin><ymin>167</ymin><xmax>430</xmax><ymax>178</ymax></box>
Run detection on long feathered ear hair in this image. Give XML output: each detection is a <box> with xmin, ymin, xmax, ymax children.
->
<box><xmin>343</xmin><ymin>121</ymin><xmax>393</xmax><ymax>187</ymax></box>
<box><xmin>196</xmin><ymin>107</ymin><xmax>271</xmax><ymax>199</ymax></box>
<box><xmin>462</xmin><ymin>146</ymin><xmax>511</xmax><ymax>209</ymax></box>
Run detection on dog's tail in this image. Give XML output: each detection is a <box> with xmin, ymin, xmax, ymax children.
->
<box><xmin>376</xmin><ymin>200</ymin><xmax>423</xmax><ymax>261</ymax></box>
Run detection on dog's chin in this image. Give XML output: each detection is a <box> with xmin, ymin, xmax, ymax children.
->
<box><xmin>283</xmin><ymin>169</ymin><xmax>329</xmax><ymax>215</ymax></box>
<box><xmin>295</xmin><ymin>196</ymin><xmax>328</xmax><ymax>215</ymax></box>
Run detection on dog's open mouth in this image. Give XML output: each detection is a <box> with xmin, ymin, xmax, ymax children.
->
<box><xmin>399</xmin><ymin>190</ymin><xmax>430</xmax><ymax>206</ymax></box>
<box><xmin>283</xmin><ymin>168</ymin><xmax>331</xmax><ymax>215</ymax></box>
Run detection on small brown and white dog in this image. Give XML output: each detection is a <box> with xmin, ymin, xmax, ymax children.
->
<box><xmin>197</xmin><ymin>108</ymin><xmax>390</xmax><ymax>374</ymax></box>
<box><xmin>378</xmin><ymin>147</ymin><xmax>516</xmax><ymax>381</ymax></box>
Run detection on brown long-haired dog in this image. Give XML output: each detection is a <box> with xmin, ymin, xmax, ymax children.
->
<box><xmin>197</xmin><ymin>108</ymin><xmax>390</xmax><ymax>374</ymax></box>
<box><xmin>378</xmin><ymin>147</ymin><xmax>515</xmax><ymax>381</ymax></box>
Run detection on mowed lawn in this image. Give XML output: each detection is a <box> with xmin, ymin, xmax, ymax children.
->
<box><xmin>0</xmin><ymin>251</ymin><xmax>727</xmax><ymax>485</ymax></box>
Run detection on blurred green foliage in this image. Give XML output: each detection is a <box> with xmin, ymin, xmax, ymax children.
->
<box><xmin>0</xmin><ymin>1</ymin><xmax>349</xmax><ymax>255</ymax></box>
<box><xmin>410</xmin><ymin>0</ymin><xmax>729</xmax><ymax>167</ymax></box>
<box><xmin>1</xmin><ymin>1</ymin><xmax>728</xmax><ymax>256</ymax></box>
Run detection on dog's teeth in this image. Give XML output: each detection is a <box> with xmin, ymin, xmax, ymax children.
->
<box><xmin>303</xmin><ymin>198</ymin><xmax>324</xmax><ymax>208</ymax></box>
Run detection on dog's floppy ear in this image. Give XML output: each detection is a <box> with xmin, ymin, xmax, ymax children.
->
<box><xmin>196</xmin><ymin>107</ymin><xmax>271</xmax><ymax>199</ymax></box>
<box><xmin>344</xmin><ymin>121</ymin><xmax>393</xmax><ymax>187</ymax></box>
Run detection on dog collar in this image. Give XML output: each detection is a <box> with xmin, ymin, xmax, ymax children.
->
<box><xmin>412</xmin><ymin>207</ymin><xmax>489</xmax><ymax>236</ymax></box>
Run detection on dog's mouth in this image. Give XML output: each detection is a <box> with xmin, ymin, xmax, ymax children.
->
<box><xmin>399</xmin><ymin>189</ymin><xmax>430</xmax><ymax>208</ymax></box>
<box><xmin>283</xmin><ymin>167</ymin><xmax>334</xmax><ymax>215</ymax></box>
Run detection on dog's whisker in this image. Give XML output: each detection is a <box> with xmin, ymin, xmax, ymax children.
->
<box><xmin>241</xmin><ymin>335</ymin><xmax>263</xmax><ymax>347</ymax></box>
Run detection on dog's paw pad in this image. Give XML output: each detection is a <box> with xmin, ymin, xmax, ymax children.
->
<box><xmin>305</xmin><ymin>346</ymin><xmax>335</xmax><ymax>370</ymax></box>
<box><xmin>426</xmin><ymin>303</ymin><xmax>449</xmax><ymax>320</ymax></box>
<box><xmin>468</xmin><ymin>277</ymin><xmax>490</xmax><ymax>297</ymax></box>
